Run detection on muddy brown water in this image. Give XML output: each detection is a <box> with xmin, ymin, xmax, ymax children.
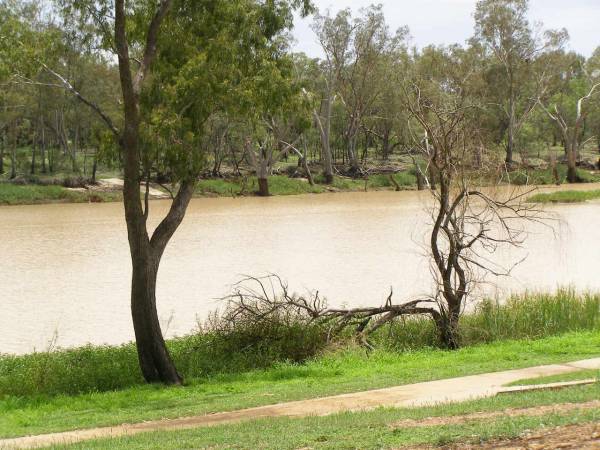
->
<box><xmin>2</xmin><ymin>185</ymin><xmax>600</xmax><ymax>354</ymax></box>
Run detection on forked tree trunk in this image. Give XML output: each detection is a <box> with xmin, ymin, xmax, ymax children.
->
<box><xmin>130</xmin><ymin>240</ymin><xmax>182</xmax><ymax>383</ymax></box>
<box><xmin>437</xmin><ymin>306</ymin><xmax>461</xmax><ymax>350</ymax></box>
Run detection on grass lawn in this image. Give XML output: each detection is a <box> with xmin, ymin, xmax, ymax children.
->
<box><xmin>64</xmin><ymin>383</ymin><xmax>600</xmax><ymax>449</ymax></box>
<box><xmin>528</xmin><ymin>189</ymin><xmax>600</xmax><ymax>204</ymax></box>
<box><xmin>1</xmin><ymin>331</ymin><xmax>599</xmax><ymax>440</ymax></box>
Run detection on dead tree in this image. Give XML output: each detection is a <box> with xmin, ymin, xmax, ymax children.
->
<box><xmin>220</xmin><ymin>275</ymin><xmax>441</xmax><ymax>349</ymax></box>
<box><xmin>402</xmin><ymin>48</ymin><xmax>542</xmax><ymax>348</ymax></box>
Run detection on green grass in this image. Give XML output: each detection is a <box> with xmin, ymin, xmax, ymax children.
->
<box><xmin>64</xmin><ymin>384</ymin><xmax>600</xmax><ymax>449</ymax></box>
<box><xmin>1</xmin><ymin>331</ymin><xmax>600</xmax><ymax>439</ymax></box>
<box><xmin>507</xmin><ymin>370</ymin><xmax>599</xmax><ymax>387</ymax></box>
<box><xmin>528</xmin><ymin>189</ymin><xmax>600</xmax><ymax>204</ymax></box>
<box><xmin>0</xmin><ymin>183</ymin><xmax>121</xmax><ymax>205</ymax></box>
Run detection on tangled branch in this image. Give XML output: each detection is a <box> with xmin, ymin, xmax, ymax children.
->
<box><xmin>220</xmin><ymin>275</ymin><xmax>440</xmax><ymax>348</ymax></box>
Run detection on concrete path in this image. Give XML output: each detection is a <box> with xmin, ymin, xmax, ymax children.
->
<box><xmin>2</xmin><ymin>358</ymin><xmax>599</xmax><ymax>449</ymax></box>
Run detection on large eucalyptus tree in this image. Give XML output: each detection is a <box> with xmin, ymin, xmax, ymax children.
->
<box><xmin>39</xmin><ymin>0</ymin><xmax>313</xmax><ymax>384</ymax></box>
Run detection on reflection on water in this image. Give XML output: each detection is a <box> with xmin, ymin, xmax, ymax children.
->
<box><xmin>1</xmin><ymin>185</ymin><xmax>599</xmax><ymax>354</ymax></box>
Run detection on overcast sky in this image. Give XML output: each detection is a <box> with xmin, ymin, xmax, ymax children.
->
<box><xmin>292</xmin><ymin>0</ymin><xmax>599</xmax><ymax>58</ymax></box>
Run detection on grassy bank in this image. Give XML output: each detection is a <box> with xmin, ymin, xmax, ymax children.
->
<box><xmin>2</xmin><ymin>164</ymin><xmax>600</xmax><ymax>206</ymax></box>
<box><xmin>1</xmin><ymin>291</ymin><xmax>599</xmax><ymax>439</ymax></box>
<box><xmin>0</xmin><ymin>173</ymin><xmax>416</xmax><ymax>206</ymax></box>
<box><xmin>528</xmin><ymin>189</ymin><xmax>600</xmax><ymax>204</ymax></box>
<box><xmin>0</xmin><ymin>183</ymin><xmax>121</xmax><ymax>205</ymax></box>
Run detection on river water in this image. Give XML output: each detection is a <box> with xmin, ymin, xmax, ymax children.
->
<box><xmin>2</xmin><ymin>186</ymin><xmax>599</xmax><ymax>354</ymax></box>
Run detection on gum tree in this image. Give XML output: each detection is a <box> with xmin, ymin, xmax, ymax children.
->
<box><xmin>539</xmin><ymin>59</ymin><xmax>600</xmax><ymax>183</ymax></box>
<box><xmin>473</xmin><ymin>0</ymin><xmax>567</xmax><ymax>165</ymax></box>
<box><xmin>42</xmin><ymin>0</ymin><xmax>313</xmax><ymax>384</ymax></box>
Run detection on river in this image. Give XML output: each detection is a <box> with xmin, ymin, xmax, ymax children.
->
<box><xmin>2</xmin><ymin>186</ymin><xmax>599</xmax><ymax>354</ymax></box>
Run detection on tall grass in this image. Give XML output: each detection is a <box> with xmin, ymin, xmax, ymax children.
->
<box><xmin>1</xmin><ymin>290</ymin><xmax>598</xmax><ymax>398</ymax></box>
<box><xmin>376</xmin><ymin>289</ymin><xmax>600</xmax><ymax>350</ymax></box>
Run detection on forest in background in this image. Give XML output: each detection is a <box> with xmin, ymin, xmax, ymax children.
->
<box><xmin>1</xmin><ymin>0</ymin><xmax>599</xmax><ymax>198</ymax></box>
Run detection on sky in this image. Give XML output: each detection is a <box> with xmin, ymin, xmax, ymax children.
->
<box><xmin>292</xmin><ymin>0</ymin><xmax>600</xmax><ymax>58</ymax></box>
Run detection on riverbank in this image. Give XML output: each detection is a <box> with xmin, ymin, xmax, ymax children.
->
<box><xmin>1</xmin><ymin>291</ymin><xmax>599</xmax><ymax>443</ymax></box>
<box><xmin>0</xmin><ymin>174</ymin><xmax>413</xmax><ymax>206</ymax></box>
<box><xmin>2</xmin><ymin>163</ymin><xmax>600</xmax><ymax>206</ymax></box>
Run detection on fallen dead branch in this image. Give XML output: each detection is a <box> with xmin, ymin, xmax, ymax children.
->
<box><xmin>220</xmin><ymin>274</ymin><xmax>442</xmax><ymax>348</ymax></box>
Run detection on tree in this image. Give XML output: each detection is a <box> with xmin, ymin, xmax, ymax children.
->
<box><xmin>473</xmin><ymin>0</ymin><xmax>567</xmax><ymax>165</ymax></box>
<box><xmin>539</xmin><ymin>62</ymin><xmax>600</xmax><ymax>183</ymax></box>
<box><xmin>313</xmin><ymin>5</ymin><xmax>406</xmax><ymax>175</ymax></box>
<box><xmin>311</xmin><ymin>9</ymin><xmax>353</xmax><ymax>182</ymax></box>
<box><xmin>38</xmin><ymin>0</ymin><xmax>314</xmax><ymax>384</ymax></box>
<box><xmin>402</xmin><ymin>45</ymin><xmax>537</xmax><ymax>347</ymax></box>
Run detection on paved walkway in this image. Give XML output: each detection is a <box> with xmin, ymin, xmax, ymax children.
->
<box><xmin>2</xmin><ymin>358</ymin><xmax>600</xmax><ymax>449</ymax></box>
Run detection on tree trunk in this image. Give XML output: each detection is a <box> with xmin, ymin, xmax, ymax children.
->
<box><xmin>428</xmin><ymin>164</ymin><xmax>437</xmax><ymax>191</ymax></box>
<box><xmin>72</xmin><ymin>125</ymin><xmax>79</xmax><ymax>173</ymax></box>
<box><xmin>130</xmin><ymin>242</ymin><xmax>182</xmax><ymax>384</ymax></box>
<box><xmin>30</xmin><ymin>132</ymin><xmax>37</xmax><ymax>175</ymax></box>
<box><xmin>506</xmin><ymin>118</ymin><xmax>514</xmax><ymax>166</ymax></box>
<box><xmin>315</xmin><ymin>91</ymin><xmax>334</xmax><ymax>184</ymax></box>
<box><xmin>505</xmin><ymin>82</ymin><xmax>516</xmax><ymax>166</ymax></box>
<box><xmin>347</xmin><ymin>131</ymin><xmax>360</xmax><ymax>174</ymax></box>
<box><xmin>437</xmin><ymin>306</ymin><xmax>461</xmax><ymax>350</ymax></box>
<box><xmin>92</xmin><ymin>150</ymin><xmax>98</xmax><ymax>183</ymax></box>
<box><xmin>257</xmin><ymin>177</ymin><xmax>270</xmax><ymax>196</ymax></box>
<box><xmin>382</xmin><ymin>131</ymin><xmax>391</xmax><ymax>161</ymax></box>
<box><xmin>566</xmin><ymin>139</ymin><xmax>579</xmax><ymax>184</ymax></box>
<box><xmin>49</xmin><ymin>145</ymin><xmax>54</xmax><ymax>173</ymax></box>
<box><xmin>10</xmin><ymin>128</ymin><xmax>17</xmax><ymax>179</ymax></box>
<box><xmin>41</xmin><ymin>119</ymin><xmax>47</xmax><ymax>174</ymax></box>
